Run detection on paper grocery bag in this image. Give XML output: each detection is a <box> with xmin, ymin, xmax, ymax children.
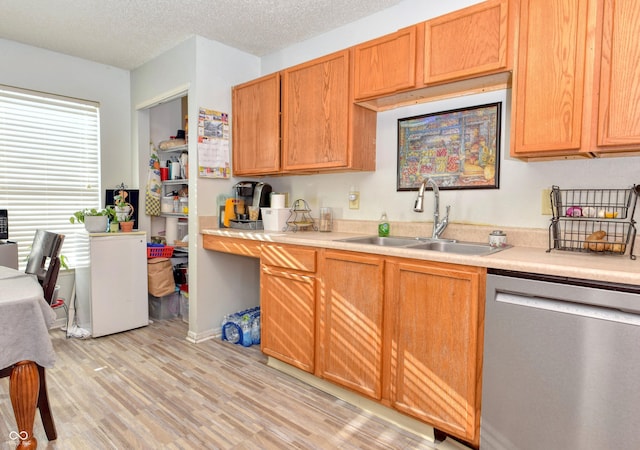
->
<box><xmin>147</xmin><ymin>257</ymin><xmax>176</xmax><ymax>297</ymax></box>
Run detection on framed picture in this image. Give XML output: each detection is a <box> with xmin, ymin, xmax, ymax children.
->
<box><xmin>397</xmin><ymin>102</ymin><xmax>501</xmax><ymax>191</ymax></box>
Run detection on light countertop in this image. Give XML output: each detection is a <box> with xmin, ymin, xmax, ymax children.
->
<box><xmin>201</xmin><ymin>227</ymin><xmax>640</xmax><ymax>286</ymax></box>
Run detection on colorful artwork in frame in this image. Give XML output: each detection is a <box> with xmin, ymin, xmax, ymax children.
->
<box><xmin>397</xmin><ymin>102</ymin><xmax>501</xmax><ymax>191</ymax></box>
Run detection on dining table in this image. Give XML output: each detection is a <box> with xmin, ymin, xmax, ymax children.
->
<box><xmin>0</xmin><ymin>266</ymin><xmax>56</xmax><ymax>450</ymax></box>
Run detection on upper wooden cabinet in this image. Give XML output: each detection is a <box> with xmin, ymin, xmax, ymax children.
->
<box><xmin>231</xmin><ymin>73</ymin><xmax>281</xmax><ymax>175</ymax></box>
<box><xmin>282</xmin><ymin>50</ymin><xmax>376</xmax><ymax>172</ymax></box>
<box><xmin>353</xmin><ymin>26</ymin><xmax>420</xmax><ymax>100</ymax></box>
<box><xmin>596</xmin><ymin>0</ymin><xmax>640</xmax><ymax>153</ymax></box>
<box><xmin>511</xmin><ymin>0</ymin><xmax>590</xmax><ymax>158</ymax></box>
<box><xmin>232</xmin><ymin>51</ymin><xmax>376</xmax><ymax>175</ymax></box>
<box><xmin>353</xmin><ymin>0</ymin><xmax>514</xmax><ymax>111</ymax></box>
<box><xmin>424</xmin><ymin>0</ymin><xmax>512</xmax><ymax>84</ymax></box>
<box><xmin>512</xmin><ymin>0</ymin><xmax>640</xmax><ymax>159</ymax></box>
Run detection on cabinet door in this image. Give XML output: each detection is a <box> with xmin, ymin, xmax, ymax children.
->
<box><xmin>261</xmin><ymin>265</ymin><xmax>316</xmax><ymax>373</ymax></box>
<box><xmin>511</xmin><ymin>0</ymin><xmax>590</xmax><ymax>157</ymax></box>
<box><xmin>597</xmin><ymin>0</ymin><xmax>640</xmax><ymax>150</ymax></box>
<box><xmin>387</xmin><ymin>259</ymin><xmax>484</xmax><ymax>445</ymax></box>
<box><xmin>424</xmin><ymin>0</ymin><xmax>511</xmax><ymax>85</ymax></box>
<box><xmin>232</xmin><ymin>73</ymin><xmax>281</xmax><ymax>175</ymax></box>
<box><xmin>353</xmin><ymin>26</ymin><xmax>418</xmax><ymax>100</ymax></box>
<box><xmin>282</xmin><ymin>50</ymin><xmax>350</xmax><ymax>171</ymax></box>
<box><xmin>319</xmin><ymin>250</ymin><xmax>385</xmax><ymax>400</ymax></box>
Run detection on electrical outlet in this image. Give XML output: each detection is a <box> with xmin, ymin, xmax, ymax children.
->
<box><xmin>541</xmin><ymin>188</ymin><xmax>552</xmax><ymax>215</ymax></box>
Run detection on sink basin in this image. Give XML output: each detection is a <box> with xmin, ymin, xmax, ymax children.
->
<box><xmin>407</xmin><ymin>240</ymin><xmax>508</xmax><ymax>256</ymax></box>
<box><xmin>337</xmin><ymin>235</ymin><xmax>509</xmax><ymax>256</ymax></box>
<box><xmin>337</xmin><ymin>236</ymin><xmax>425</xmax><ymax>247</ymax></box>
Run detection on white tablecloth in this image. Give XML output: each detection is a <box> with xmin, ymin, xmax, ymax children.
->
<box><xmin>0</xmin><ymin>267</ymin><xmax>56</xmax><ymax>368</ymax></box>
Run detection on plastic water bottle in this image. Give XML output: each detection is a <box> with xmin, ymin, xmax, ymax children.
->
<box><xmin>241</xmin><ymin>318</ymin><xmax>252</xmax><ymax>347</ymax></box>
<box><xmin>251</xmin><ymin>315</ymin><xmax>261</xmax><ymax>345</ymax></box>
<box><xmin>222</xmin><ymin>321</ymin><xmax>241</xmax><ymax>344</ymax></box>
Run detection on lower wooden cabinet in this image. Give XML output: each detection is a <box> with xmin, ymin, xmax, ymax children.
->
<box><xmin>385</xmin><ymin>258</ymin><xmax>486</xmax><ymax>446</ymax></box>
<box><xmin>260</xmin><ymin>244</ymin><xmax>317</xmax><ymax>373</ymax></box>
<box><xmin>209</xmin><ymin>237</ymin><xmax>487</xmax><ymax>446</ymax></box>
<box><xmin>317</xmin><ymin>250</ymin><xmax>385</xmax><ymax>399</ymax></box>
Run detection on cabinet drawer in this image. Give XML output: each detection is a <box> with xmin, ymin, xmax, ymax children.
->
<box><xmin>202</xmin><ymin>235</ymin><xmax>261</xmax><ymax>258</ymax></box>
<box><xmin>261</xmin><ymin>244</ymin><xmax>316</xmax><ymax>272</ymax></box>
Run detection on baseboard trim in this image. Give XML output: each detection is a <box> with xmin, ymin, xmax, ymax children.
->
<box><xmin>186</xmin><ymin>327</ymin><xmax>219</xmax><ymax>343</ymax></box>
<box><xmin>267</xmin><ymin>356</ymin><xmax>436</xmax><ymax>444</ymax></box>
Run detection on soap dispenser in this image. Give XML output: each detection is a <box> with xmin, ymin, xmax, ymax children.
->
<box><xmin>378</xmin><ymin>212</ymin><xmax>390</xmax><ymax>237</ymax></box>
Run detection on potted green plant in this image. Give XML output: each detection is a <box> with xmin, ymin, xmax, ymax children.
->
<box><xmin>106</xmin><ymin>206</ymin><xmax>119</xmax><ymax>232</ymax></box>
<box><xmin>119</xmin><ymin>215</ymin><xmax>134</xmax><ymax>232</ymax></box>
<box><xmin>69</xmin><ymin>208</ymin><xmax>109</xmax><ymax>233</ymax></box>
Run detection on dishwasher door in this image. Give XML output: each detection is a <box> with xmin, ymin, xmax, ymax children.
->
<box><xmin>481</xmin><ymin>271</ymin><xmax>640</xmax><ymax>450</ymax></box>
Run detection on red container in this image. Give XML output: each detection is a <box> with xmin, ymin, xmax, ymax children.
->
<box><xmin>147</xmin><ymin>246</ymin><xmax>174</xmax><ymax>258</ymax></box>
<box><xmin>160</xmin><ymin>167</ymin><xmax>169</xmax><ymax>181</ymax></box>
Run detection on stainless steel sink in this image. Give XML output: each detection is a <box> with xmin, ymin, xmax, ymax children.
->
<box><xmin>337</xmin><ymin>236</ymin><xmax>425</xmax><ymax>247</ymax></box>
<box><xmin>407</xmin><ymin>240</ymin><xmax>507</xmax><ymax>256</ymax></box>
<box><xmin>337</xmin><ymin>235</ymin><xmax>509</xmax><ymax>256</ymax></box>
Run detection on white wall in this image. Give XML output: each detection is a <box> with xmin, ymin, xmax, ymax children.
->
<box><xmin>0</xmin><ymin>39</ymin><xmax>132</xmax><ymax>192</ymax></box>
<box><xmin>131</xmin><ymin>35</ymin><xmax>261</xmax><ymax>340</ymax></box>
<box><xmin>258</xmin><ymin>0</ymin><xmax>640</xmax><ymax>231</ymax></box>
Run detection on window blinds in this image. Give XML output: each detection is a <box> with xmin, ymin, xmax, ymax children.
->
<box><xmin>0</xmin><ymin>85</ymin><xmax>100</xmax><ymax>269</ymax></box>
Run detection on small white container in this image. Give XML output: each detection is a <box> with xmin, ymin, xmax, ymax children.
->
<box><xmin>489</xmin><ymin>230</ymin><xmax>507</xmax><ymax>248</ymax></box>
<box><xmin>261</xmin><ymin>207</ymin><xmax>290</xmax><ymax>232</ymax></box>
<box><xmin>161</xmin><ymin>196</ymin><xmax>174</xmax><ymax>213</ymax></box>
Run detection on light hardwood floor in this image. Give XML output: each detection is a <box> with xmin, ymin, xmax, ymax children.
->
<box><xmin>1</xmin><ymin>319</ymin><xmax>437</xmax><ymax>449</ymax></box>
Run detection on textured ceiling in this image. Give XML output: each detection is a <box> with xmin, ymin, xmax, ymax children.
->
<box><xmin>0</xmin><ymin>0</ymin><xmax>404</xmax><ymax>70</ymax></box>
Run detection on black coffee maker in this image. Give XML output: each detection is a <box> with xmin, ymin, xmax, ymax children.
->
<box><xmin>230</xmin><ymin>181</ymin><xmax>272</xmax><ymax>225</ymax></box>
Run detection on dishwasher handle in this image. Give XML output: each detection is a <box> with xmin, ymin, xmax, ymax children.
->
<box><xmin>496</xmin><ymin>291</ymin><xmax>640</xmax><ymax>327</ymax></box>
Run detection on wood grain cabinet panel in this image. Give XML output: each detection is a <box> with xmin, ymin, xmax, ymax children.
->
<box><xmin>233</xmin><ymin>51</ymin><xmax>376</xmax><ymax>175</ymax></box>
<box><xmin>512</xmin><ymin>0</ymin><xmax>640</xmax><ymax>158</ymax></box>
<box><xmin>353</xmin><ymin>26</ymin><xmax>418</xmax><ymax>100</ymax></box>
<box><xmin>261</xmin><ymin>265</ymin><xmax>316</xmax><ymax>373</ymax></box>
<box><xmin>231</xmin><ymin>73</ymin><xmax>281</xmax><ymax>175</ymax></box>
<box><xmin>261</xmin><ymin>244</ymin><xmax>317</xmax><ymax>373</ymax></box>
<box><xmin>282</xmin><ymin>51</ymin><xmax>349</xmax><ymax>170</ymax></box>
<box><xmin>318</xmin><ymin>250</ymin><xmax>385</xmax><ymax>400</ymax></box>
<box><xmin>385</xmin><ymin>259</ymin><xmax>485</xmax><ymax>446</ymax></box>
<box><xmin>424</xmin><ymin>0</ymin><xmax>511</xmax><ymax>85</ymax></box>
<box><xmin>282</xmin><ymin>50</ymin><xmax>376</xmax><ymax>172</ymax></box>
<box><xmin>202</xmin><ymin>234</ymin><xmax>261</xmax><ymax>258</ymax></box>
<box><xmin>511</xmin><ymin>0</ymin><xmax>589</xmax><ymax>157</ymax></box>
<box><xmin>596</xmin><ymin>0</ymin><xmax>640</xmax><ymax>151</ymax></box>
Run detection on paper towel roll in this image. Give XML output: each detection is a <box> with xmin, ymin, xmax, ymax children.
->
<box><xmin>166</xmin><ymin>217</ymin><xmax>178</xmax><ymax>245</ymax></box>
<box><xmin>271</xmin><ymin>193</ymin><xmax>285</xmax><ymax>209</ymax></box>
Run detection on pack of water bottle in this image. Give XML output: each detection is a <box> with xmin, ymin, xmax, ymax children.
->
<box><xmin>221</xmin><ymin>306</ymin><xmax>261</xmax><ymax>347</ymax></box>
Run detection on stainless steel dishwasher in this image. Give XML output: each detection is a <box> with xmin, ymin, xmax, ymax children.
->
<box><xmin>481</xmin><ymin>269</ymin><xmax>640</xmax><ymax>450</ymax></box>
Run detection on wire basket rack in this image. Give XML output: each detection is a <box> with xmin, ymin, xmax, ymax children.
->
<box><xmin>285</xmin><ymin>199</ymin><xmax>317</xmax><ymax>232</ymax></box>
<box><xmin>548</xmin><ymin>185</ymin><xmax>640</xmax><ymax>259</ymax></box>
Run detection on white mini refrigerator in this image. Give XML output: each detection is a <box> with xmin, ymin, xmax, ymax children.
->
<box><xmin>76</xmin><ymin>232</ymin><xmax>148</xmax><ymax>337</ymax></box>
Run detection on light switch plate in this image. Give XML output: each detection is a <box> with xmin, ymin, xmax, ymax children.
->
<box><xmin>349</xmin><ymin>191</ymin><xmax>360</xmax><ymax>210</ymax></box>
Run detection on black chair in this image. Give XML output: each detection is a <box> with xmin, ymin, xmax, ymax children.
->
<box><xmin>25</xmin><ymin>230</ymin><xmax>65</xmax><ymax>305</ymax></box>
